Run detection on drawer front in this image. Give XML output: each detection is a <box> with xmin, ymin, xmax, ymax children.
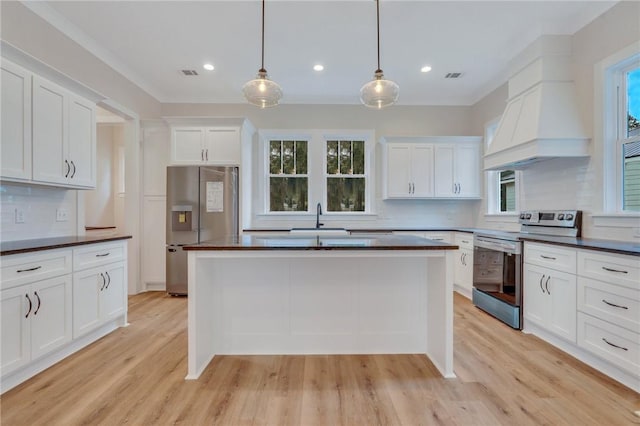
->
<box><xmin>578</xmin><ymin>277</ymin><xmax>639</xmax><ymax>333</ymax></box>
<box><xmin>524</xmin><ymin>242</ymin><xmax>576</xmax><ymax>274</ymax></box>
<box><xmin>577</xmin><ymin>250</ymin><xmax>639</xmax><ymax>290</ymax></box>
<box><xmin>73</xmin><ymin>242</ymin><xmax>125</xmax><ymax>271</ymax></box>
<box><xmin>1</xmin><ymin>249</ymin><xmax>72</xmax><ymax>290</ymax></box>
<box><xmin>454</xmin><ymin>233</ymin><xmax>473</xmax><ymax>250</ymax></box>
<box><xmin>577</xmin><ymin>312</ymin><xmax>640</xmax><ymax>377</ymax></box>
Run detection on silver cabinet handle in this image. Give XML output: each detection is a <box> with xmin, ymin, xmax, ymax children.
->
<box><xmin>100</xmin><ymin>273</ymin><xmax>106</xmax><ymax>291</ymax></box>
<box><xmin>17</xmin><ymin>265</ymin><xmax>42</xmax><ymax>273</ymax></box>
<box><xmin>545</xmin><ymin>276</ymin><xmax>551</xmax><ymax>295</ymax></box>
<box><xmin>105</xmin><ymin>271</ymin><xmax>111</xmax><ymax>289</ymax></box>
<box><xmin>602</xmin><ymin>299</ymin><xmax>628</xmax><ymax>310</ymax></box>
<box><xmin>602</xmin><ymin>337</ymin><xmax>628</xmax><ymax>351</ymax></box>
<box><xmin>65</xmin><ymin>159</ymin><xmax>70</xmax><ymax>178</ymax></box>
<box><xmin>539</xmin><ymin>274</ymin><xmax>546</xmax><ymax>294</ymax></box>
<box><xmin>205</xmin><ymin>149</ymin><xmax>209</xmax><ymax>162</ymax></box>
<box><xmin>96</xmin><ymin>252</ymin><xmax>110</xmax><ymax>258</ymax></box>
<box><xmin>70</xmin><ymin>161</ymin><xmax>76</xmax><ymax>178</ymax></box>
<box><xmin>540</xmin><ymin>255</ymin><xmax>556</xmax><ymax>260</ymax></box>
<box><xmin>602</xmin><ymin>266</ymin><xmax>628</xmax><ymax>274</ymax></box>
<box><xmin>408</xmin><ymin>182</ymin><xmax>412</xmax><ymax>194</ymax></box>
<box><xmin>201</xmin><ymin>149</ymin><xmax>204</xmax><ymax>161</ymax></box>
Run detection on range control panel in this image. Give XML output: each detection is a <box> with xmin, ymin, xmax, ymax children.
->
<box><xmin>518</xmin><ymin>210</ymin><xmax>581</xmax><ymax>228</ymax></box>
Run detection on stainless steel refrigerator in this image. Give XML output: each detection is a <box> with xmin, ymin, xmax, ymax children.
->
<box><xmin>166</xmin><ymin>166</ymin><xmax>239</xmax><ymax>295</ymax></box>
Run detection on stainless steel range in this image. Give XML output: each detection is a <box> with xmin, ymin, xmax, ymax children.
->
<box><xmin>472</xmin><ymin>210</ymin><xmax>582</xmax><ymax>329</ymax></box>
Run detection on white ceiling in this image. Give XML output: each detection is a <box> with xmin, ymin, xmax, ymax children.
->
<box><xmin>28</xmin><ymin>1</ymin><xmax>616</xmax><ymax>106</ymax></box>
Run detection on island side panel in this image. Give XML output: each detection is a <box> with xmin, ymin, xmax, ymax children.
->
<box><xmin>426</xmin><ymin>250</ymin><xmax>455</xmax><ymax>378</ymax></box>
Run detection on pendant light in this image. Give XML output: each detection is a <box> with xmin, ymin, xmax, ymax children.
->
<box><xmin>360</xmin><ymin>0</ymin><xmax>399</xmax><ymax>109</ymax></box>
<box><xmin>243</xmin><ymin>0</ymin><xmax>282</xmax><ymax>108</ymax></box>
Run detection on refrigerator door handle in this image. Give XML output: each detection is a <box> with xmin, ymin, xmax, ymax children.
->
<box><xmin>168</xmin><ymin>248</ymin><xmax>177</xmax><ymax>252</ymax></box>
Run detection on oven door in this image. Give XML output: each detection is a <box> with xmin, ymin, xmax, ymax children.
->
<box><xmin>472</xmin><ymin>236</ymin><xmax>522</xmax><ymax>329</ymax></box>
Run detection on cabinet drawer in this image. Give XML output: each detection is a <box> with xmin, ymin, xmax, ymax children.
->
<box><xmin>73</xmin><ymin>242</ymin><xmax>125</xmax><ymax>271</ymax></box>
<box><xmin>1</xmin><ymin>249</ymin><xmax>72</xmax><ymax>290</ymax></box>
<box><xmin>578</xmin><ymin>277</ymin><xmax>639</xmax><ymax>333</ymax></box>
<box><xmin>524</xmin><ymin>243</ymin><xmax>576</xmax><ymax>274</ymax></box>
<box><xmin>577</xmin><ymin>250</ymin><xmax>639</xmax><ymax>290</ymax></box>
<box><xmin>454</xmin><ymin>233</ymin><xmax>473</xmax><ymax>250</ymax></box>
<box><xmin>577</xmin><ymin>312</ymin><xmax>640</xmax><ymax>377</ymax></box>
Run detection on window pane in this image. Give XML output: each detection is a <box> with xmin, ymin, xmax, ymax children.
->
<box><xmin>269</xmin><ymin>177</ymin><xmax>308</xmax><ymax>211</ymax></box>
<box><xmin>327</xmin><ymin>140</ymin><xmax>338</xmax><ymax>174</ymax></box>
<box><xmin>627</xmin><ymin>67</ymin><xmax>640</xmax><ymax>138</ymax></box>
<box><xmin>339</xmin><ymin>141</ymin><xmax>352</xmax><ymax>174</ymax></box>
<box><xmin>269</xmin><ymin>141</ymin><xmax>281</xmax><ymax>174</ymax></box>
<box><xmin>296</xmin><ymin>141</ymin><xmax>307</xmax><ymax>174</ymax></box>
<box><xmin>327</xmin><ymin>178</ymin><xmax>365</xmax><ymax>212</ymax></box>
<box><xmin>499</xmin><ymin>170</ymin><xmax>516</xmax><ymax>212</ymax></box>
<box><xmin>282</xmin><ymin>140</ymin><xmax>295</xmax><ymax>174</ymax></box>
<box><xmin>352</xmin><ymin>141</ymin><xmax>365</xmax><ymax>174</ymax></box>
<box><xmin>623</xmin><ymin>140</ymin><xmax>640</xmax><ymax>211</ymax></box>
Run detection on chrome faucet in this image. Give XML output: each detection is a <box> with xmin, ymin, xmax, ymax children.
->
<box><xmin>315</xmin><ymin>202</ymin><xmax>324</xmax><ymax>229</ymax></box>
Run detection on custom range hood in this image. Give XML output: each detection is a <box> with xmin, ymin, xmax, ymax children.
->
<box><xmin>484</xmin><ymin>36</ymin><xmax>590</xmax><ymax>170</ymax></box>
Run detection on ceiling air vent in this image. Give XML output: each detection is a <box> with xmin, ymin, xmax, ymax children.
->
<box><xmin>444</xmin><ymin>72</ymin><xmax>463</xmax><ymax>79</ymax></box>
<box><xmin>181</xmin><ymin>70</ymin><xmax>199</xmax><ymax>76</ymax></box>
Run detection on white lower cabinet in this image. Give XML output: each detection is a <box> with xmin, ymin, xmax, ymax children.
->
<box><xmin>1</xmin><ymin>240</ymin><xmax>128</xmax><ymax>393</ymax></box>
<box><xmin>453</xmin><ymin>233</ymin><xmax>473</xmax><ymax>298</ymax></box>
<box><xmin>1</xmin><ymin>275</ymin><xmax>72</xmax><ymax>377</ymax></box>
<box><xmin>524</xmin><ymin>263</ymin><xmax>576</xmax><ymax>342</ymax></box>
<box><xmin>73</xmin><ymin>261</ymin><xmax>125</xmax><ymax>338</ymax></box>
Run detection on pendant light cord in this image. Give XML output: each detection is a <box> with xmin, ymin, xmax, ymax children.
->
<box><xmin>260</xmin><ymin>0</ymin><xmax>266</xmax><ymax>72</ymax></box>
<box><xmin>376</xmin><ymin>0</ymin><xmax>381</xmax><ymax>73</ymax></box>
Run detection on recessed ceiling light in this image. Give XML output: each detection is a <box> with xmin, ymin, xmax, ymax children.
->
<box><xmin>421</xmin><ymin>65</ymin><xmax>432</xmax><ymax>73</ymax></box>
<box><xmin>313</xmin><ymin>64</ymin><xmax>324</xmax><ymax>71</ymax></box>
<box><xmin>203</xmin><ymin>63</ymin><xmax>215</xmax><ymax>71</ymax></box>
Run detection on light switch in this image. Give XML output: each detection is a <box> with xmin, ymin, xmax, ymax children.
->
<box><xmin>56</xmin><ymin>208</ymin><xmax>69</xmax><ymax>222</ymax></box>
<box><xmin>15</xmin><ymin>209</ymin><xmax>25</xmax><ymax>224</ymax></box>
<box><xmin>179</xmin><ymin>213</ymin><xmax>186</xmax><ymax>223</ymax></box>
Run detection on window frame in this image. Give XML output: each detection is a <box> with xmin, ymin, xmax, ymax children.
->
<box><xmin>484</xmin><ymin>117</ymin><xmax>521</xmax><ymax>216</ymax></box>
<box><xmin>259</xmin><ymin>129</ymin><xmax>375</xmax><ymax>217</ymax></box>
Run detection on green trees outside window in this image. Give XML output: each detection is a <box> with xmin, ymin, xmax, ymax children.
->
<box><xmin>326</xmin><ymin>140</ymin><xmax>366</xmax><ymax>212</ymax></box>
<box><xmin>269</xmin><ymin>140</ymin><xmax>308</xmax><ymax>212</ymax></box>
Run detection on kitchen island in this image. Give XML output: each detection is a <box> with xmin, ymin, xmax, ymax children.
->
<box><xmin>183</xmin><ymin>234</ymin><xmax>458</xmax><ymax>381</ymax></box>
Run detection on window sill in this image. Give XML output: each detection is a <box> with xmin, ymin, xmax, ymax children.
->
<box><xmin>257</xmin><ymin>213</ymin><xmax>378</xmax><ymax>221</ymax></box>
<box><xmin>592</xmin><ymin>213</ymin><xmax>640</xmax><ymax>228</ymax></box>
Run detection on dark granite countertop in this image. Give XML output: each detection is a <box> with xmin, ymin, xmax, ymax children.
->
<box><xmin>184</xmin><ymin>234</ymin><xmax>458</xmax><ymax>251</ymax></box>
<box><xmin>1</xmin><ymin>235</ymin><xmax>132</xmax><ymax>256</ymax></box>
<box><xmin>519</xmin><ymin>235</ymin><xmax>640</xmax><ymax>256</ymax></box>
<box><xmin>243</xmin><ymin>228</ymin><xmax>639</xmax><ymax>256</ymax></box>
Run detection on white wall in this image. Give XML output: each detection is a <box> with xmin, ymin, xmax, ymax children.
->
<box><xmin>0</xmin><ymin>183</ymin><xmax>77</xmax><ymax>242</ymax></box>
<box><xmin>84</xmin><ymin>125</ymin><xmax>115</xmax><ymax>227</ymax></box>
<box><xmin>470</xmin><ymin>1</ymin><xmax>640</xmax><ymax>241</ymax></box>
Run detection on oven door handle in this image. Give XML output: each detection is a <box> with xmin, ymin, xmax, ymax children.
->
<box><xmin>474</xmin><ymin>237</ymin><xmax>518</xmax><ymax>254</ymax></box>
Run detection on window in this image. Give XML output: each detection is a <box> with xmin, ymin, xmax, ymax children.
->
<box><xmin>484</xmin><ymin>119</ymin><xmax>520</xmax><ymax>214</ymax></box>
<box><xmin>325</xmin><ymin>140</ymin><xmax>366</xmax><ymax>212</ymax></box>
<box><xmin>261</xmin><ymin>130</ymin><xmax>373</xmax><ymax>216</ymax></box>
<box><xmin>618</xmin><ymin>65</ymin><xmax>640</xmax><ymax>211</ymax></box>
<box><xmin>268</xmin><ymin>140</ymin><xmax>308</xmax><ymax>212</ymax></box>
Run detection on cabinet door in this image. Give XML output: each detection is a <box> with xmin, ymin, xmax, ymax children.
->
<box><xmin>434</xmin><ymin>145</ymin><xmax>455</xmax><ymax>197</ymax></box>
<box><xmin>462</xmin><ymin>249</ymin><xmax>474</xmax><ymax>293</ymax></box>
<box><xmin>32</xmin><ymin>76</ymin><xmax>68</xmax><ymax>185</ymax></box>
<box><xmin>523</xmin><ymin>264</ymin><xmax>547</xmax><ymax>328</ymax></box>
<box><xmin>30</xmin><ymin>275</ymin><xmax>72</xmax><ymax>360</ymax></box>
<box><xmin>171</xmin><ymin>127</ymin><xmax>205</xmax><ymax>164</ymax></box>
<box><xmin>67</xmin><ymin>94</ymin><xmax>96</xmax><ymax>188</ymax></box>
<box><xmin>205</xmin><ymin>128</ymin><xmax>240</xmax><ymax>164</ymax></box>
<box><xmin>385</xmin><ymin>144</ymin><xmax>412</xmax><ymax>197</ymax></box>
<box><xmin>72</xmin><ymin>268</ymin><xmax>102</xmax><ymax>338</ymax></box>
<box><xmin>1</xmin><ymin>60</ymin><xmax>32</xmax><ymax>181</ymax></box>
<box><xmin>455</xmin><ymin>144</ymin><xmax>480</xmax><ymax>197</ymax></box>
<box><xmin>411</xmin><ymin>145</ymin><xmax>434</xmax><ymax>197</ymax></box>
<box><xmin>546</xmin><ymin>270</ymin><xmax>577</xmax><ymax>343</ymax></box>
<box><xmin>454</xmin><ymin>250</ymin><xmax>466</xmax><ymax>287</ymax></box>
<box><xmin>0</xmin><ymin>286</ymin><xmax>31</xmax><ymax>376</ymax></box>
<box><xmin>101</xmin><ymin>262</ymin><xmax>126</xmax><ymax>321</ymax></box>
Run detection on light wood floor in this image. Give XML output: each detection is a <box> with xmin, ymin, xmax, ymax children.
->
<box><xmin>1</xmin><ymin>292</ymin><xmax>638</xmax><ymax>425</ymax></box>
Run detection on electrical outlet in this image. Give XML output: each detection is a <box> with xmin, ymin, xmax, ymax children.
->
<box><xmin>56</xmin><ymin>208</ymin><xmax>69</xmax><ymax>222</ymax></box>
<box><xmin>15</xmin><ymin>209</ymin><xmax>25</xmax><ymax>224</ymax></box>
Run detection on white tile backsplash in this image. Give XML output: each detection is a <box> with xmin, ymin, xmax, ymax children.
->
<box><xmin>0</xmin><ymin>182</ymin><xmax>78</xmax><ymax>242</ymax></box>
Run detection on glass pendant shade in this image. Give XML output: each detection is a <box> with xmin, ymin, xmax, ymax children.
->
<box><xmin>243</xmin><ymin>69</ymin><xmax>282</xmax><ymax>108</ymax></box>
<box><xmin>360</xmin><ymin>70</ymin><xmax>399</xmax><ymax>109</ymax></box>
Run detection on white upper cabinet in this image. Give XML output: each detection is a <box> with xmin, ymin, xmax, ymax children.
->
<box><xmin>171</xmin><ymin>126</ymin><xmax>241</xmax><ymax>165</ymax></box>
<box><xmin>32</xmin><ymin>75</ymin><xmax>96</xmax><ymax>189</ymax></box>
<box><xmin>434</xmin><ymin>143</ymin><xmax>481</xmax><ymax>198</ymax></box>
<box><xmin>382</xmin><ymin>136</ymin><xmax>481</xmax><ymax>200</ymax></box>
<box><xmin>385</xmin><ymin>144</ymin><xmax>434</xmax><ymax>198</ymax></box>
<box><xmin>1</xmin><ymin>60</ymin><xmax>32</xmax><ymax>181</ymax></box>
